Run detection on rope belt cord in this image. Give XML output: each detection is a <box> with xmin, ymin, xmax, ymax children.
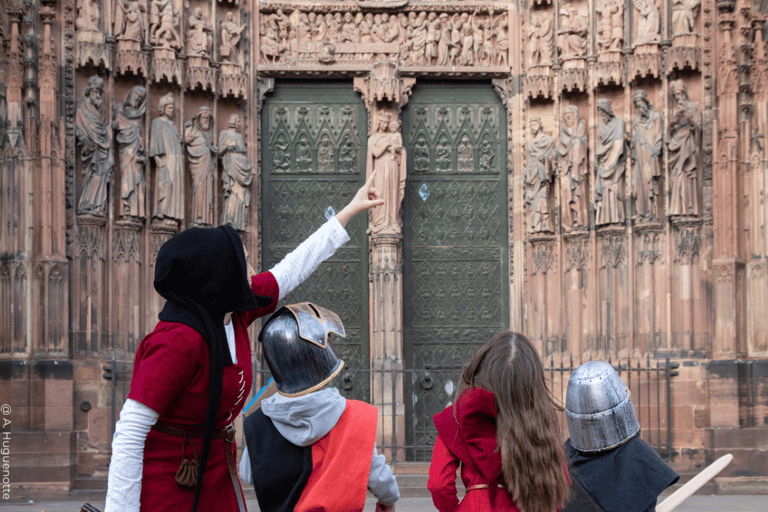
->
<box><xmin>151</xmin><ymin>423</ymin><xmax>247</xmax><ymax>512</ymax></box>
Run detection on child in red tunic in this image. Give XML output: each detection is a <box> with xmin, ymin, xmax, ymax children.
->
<box><xmin>428</xmin><ymin>332</ymin><xmax>570</xmax><ymax>512</ymax></box>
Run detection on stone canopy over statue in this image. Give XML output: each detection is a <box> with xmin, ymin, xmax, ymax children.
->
<box><xmin>367</xmin><ymin>110</ymin><xmax>407</xmax><ymax>235</ymax></box>
<box><xmin>76</xmin><ymin>76</ymin><xmax>114</xmax><ymax>217</ymax></box>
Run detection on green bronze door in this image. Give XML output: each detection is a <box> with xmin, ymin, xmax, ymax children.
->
<box><xmin>261</xmin><ymin>82</ymin><xmax>369</xmax><ymax>401</ymax></box>
<box><xmin>402</xmin><ymin>83</ymin><xmax>509</xmax><ymax>459</ymax></box>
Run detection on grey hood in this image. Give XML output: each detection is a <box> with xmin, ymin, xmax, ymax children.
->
<box><xmin>261</xmin><ymin>387</ymin><xmax>346</xmax><ymax>447</ymax></box>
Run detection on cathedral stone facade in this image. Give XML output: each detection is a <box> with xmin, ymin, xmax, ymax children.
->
<box><xmin>1</xmin><ymin>0</ymin><xmax>767</xmax><ymax>495</ymax></box>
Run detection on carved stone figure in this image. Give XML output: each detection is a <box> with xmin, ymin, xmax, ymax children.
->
<box><xmin>151</xmin><ymin>0</ymin><xmax>181</xmax><ymax>49</ymax></box>
<box><xmin>184</xmin><ymin>107</ymin><xmax>218</xmax><ymax>227</ymax></box>
<box><xmin>220</xmin><ymin>12</ymin><xmax>246</xmax><ymax>62</ymax></box>
<box><xmin>76</xmin><ymin>76</ymin><xmax>114</xmax><ymax>217</ymax></box>
<box><xmin>528</xmin><ymin>16</ymin><xmax>542</xmax><ymax>67</ymax></box>
<box><xmin>494</xmin><ymin>15</ymin><xmax>509</xmax><ymax>66</ymax></box>
<box><xmin>594</xmin><ymin>99</ymin><xmax>627</xmax><ymax>226</ymax></box>
<box><xmin>529</xmin><ymin>15</ymin><xmax>554</xmax><ymax>67</ymax></box>
<box><xmin>367</xmin><ymin>113</ymin><xmax>407</xmax><ymax>235</ymax></box>
<box><xmin>631</xmin><ymin>90</ymin><xmax>662</xmax><ymax>221</ymax></box>
<box><xmin>76</xmin><ymin>0</ymin><xmax>100</xmax><ymax>32</ymax></box>
<box><xmin>557</xmin><ymin>105</ymin><xmax>589</xmax><ymax>230</ymax></box>
<box><xmin>186</xmin><ymin>7</ymin><xmax>213</xmax><ymax>57</ymax></box>
<box><xmin>261</xmin><ymin>18</ymin><xmax>281</xmax><ymax>63</ymax></box>
<box><xmin>558</xmin><ymin>8</ymin><xmax>588</xmax><ymax>59</ymax></box>
<box><xmin>672</xmin><ymin>0</ymin><xmax>701</xmax><ymax>36</ymax></box>
<box><xmin>114</xmin><ymin>86</ymin><xmax>147</xmax><ymax>219</ymax></box>
<box><xmin>114</xmin><ymin>0</ymin><xmax>146</xmax><ymax>43</ymax></box>
<box><xmin>634</xmin><ymin>0</ymin><xmax>661</xmax><ymax>45</ymax></box>
<box><xmin>438</xmin><ymin>13</ymin><xmax>451</xmax><ymax>66</ymax></box>
<box><xmin>457</xmin><ymin>134</ymin><xmax>474</xmax><ymax>172</ymax></box>
<box><xmin>668</xmin><ymin>80</ymin><xmax>701</xmax><ymax>216</ymax></box>
<box><xmin>525</xmin><ymin>119</ymin><xmax>556</xmax><ymax>233</ymax></box>
<box><xmin>219</xmin><ymin>115</ymin><xmax>254</xmax><ymax>231</ymax></box>
<box><xmin>598</xmin><ymin>0</ymin><xmax>623</xmax><ymax>52</ymax></box>
<box><xmin>150</xmin><ymin>94</ymin><xmax>184</xmax><ymax>222</ymax></box>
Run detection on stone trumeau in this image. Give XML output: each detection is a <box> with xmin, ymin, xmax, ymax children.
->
<box><xmin>2</xmin><ymin>0</ymin><xmax>768</xmax><ymax>497</ymax></box>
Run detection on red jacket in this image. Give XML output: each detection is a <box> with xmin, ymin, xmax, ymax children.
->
<box><xmin>428</xmin><ymin>387</ymin><xmax>522</xmax><ymax>512</ymax></box>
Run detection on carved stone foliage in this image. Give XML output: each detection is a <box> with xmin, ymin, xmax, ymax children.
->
<box><xmin>406</xmin><ymin>103</ymin><xmax>501</xmax><ymax>175</ymax></box>
<box><xmin>566</xmin><ymin>237</ymin><xmax>589</xmax><ymax>269</ymax></box>
<box><xmin>266</xmin><ymin>103</ymin><xmax>362</xmax><ymax>175</ymax></box>
<box><xmin>259</xmin><ymin>8</ymin><xmax>510</xmax><ymax>68</ymax></box>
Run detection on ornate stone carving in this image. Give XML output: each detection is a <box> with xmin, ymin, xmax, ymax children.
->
<box><xmin>367</xmin><ymin>110</ymin><xmax>406</xmax><ymax>235</ymax></box>
<box><xmin>596</xmin><ymin>60</ymin><xmax>624</xmax><ymax>86</ymax></box>
<box><xmin>524</xmin><ymin>74</ymin><xmax>553</xmax><ymax>99</ymax></box>
<box><xmin>560</xmin><ymin>67</ymin><xmax>587</xmax><ymax>93</ymax></box>
<box><xmin>528</xmin><ymin>14</ymin><xmax>553</xmax><ymax>68</ymax></box>
<box><xmin>219</xmin><ymin>115</ymin><xmax>254</xmax><ymax>232</ymax></box>
<box><xmin>150</xmin><ymin>0</ymin><xmax>183</xmax><ymax>84</ymax></box>
<box><xmin>76</xmin><ymin>215</ymin><xmax>106</xmax><ymax>257</ymax></box>
<box><xmin>558</xmin><ymin>105</ymin><xmax>589</xmax><ymax>230</ymax></box>
<box><xmin>595</xmin><ymin>99</ymin><xmax>626</xmax><ymax>226</ymax></box>
<box><xmin>220</xmin><ymin>11</ymin><xmax>246</xmax><ymax>62</ymax></box>
<box><xmin>531</xmin><ymin>243</ymin><xmax>555</xmax><ymax>274</ymax></box>
<box><xmin>597</xmin><ymin>0</ymin><xmax>623</xmax><ymax>53</ymax></box>
<box><xmin>76</xmin><ymin>76</ymin><xmax>113</xmax><ymax>217</ymax></box>
<box><xmin>631</xmin><ymin>91</ymin><xmax>662</xmax><ymax>222</ymax></box>
<box><xmin>184</xmin><ymin>107</ymin><xmax>217</xmax><ymax>227</ymax></box>
<box><xmin>668</xmin><ymin>80</ymin><xmax>701</xmax><ymax>216</ymax></box>
<box><xmin>525</xmin><ymin>119</ymin><xmax>556</xmax><ymax>233</ymax></box>
<box><xmin>600</xmin><ymin>235</ymin><xmax>626</xmax><ymax>267</ymax></box>
<box><xmin>113</xmin><ymin>223</ymin><xmax>141</xmax><ymax>262</ymax></box>
<box><xmin>557</xmin><ymin>7</ymin><xmax>587</xmax><ymax>60</ymax></box>
<box><xmin>566</xmin><ymin>238</ymin><xmax>589</xmax><ymax>269</ymax></box>
<box><xmin>75</xmin><ymin>0</ymin><xmax>110</xmax><ymax>69</ymax></box>
<box><xmin>185</xmin><ymin>7</ymin><xmax>213</xmax><ymax>57</ymax></box>
<box><xmin>150</xmin><ymin>94</ymin><xmax>183</xmax><ymax>223</ymax></box>
<box><xmin>628</xmin><ymin>46</ymin><xmax>661</xmax><ymax>80</ymax></box>
<box><xmin>672</xmin><ymin>0</ymin><xmax>701</xmax><ymax>36</ymax></box>
<box><xmin>114</xmin><ymin>0</ymin><xmax>148</xmax><ymax>75</ymax></box>
<box><xmin>633</xmin><ymin>0</ymin><xmax>660</xmax><ymax>45</ymax></box>
<box><xmin>114</xmin><ymin>86</ymin><xmax>147</xmax><ymax>220</ymax></box>
<box><xmin>674</xmin><ymin>226</ymin><xmax>701</xmax><ymax>261</ymax></box>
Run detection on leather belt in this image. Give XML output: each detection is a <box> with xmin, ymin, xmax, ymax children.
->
<box><xmin>467</xmin><ymin>483</ymin><xmax>503</xmax><ymax>491</ymax></box>
<box><xmin>151</xmin><ymin>422</ymin><xmax>247</xmax><ymax>512</ymax></box>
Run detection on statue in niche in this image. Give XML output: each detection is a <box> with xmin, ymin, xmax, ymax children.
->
<box><xmin>633</xmin><ymin>0</ymin><xmax>661</xmax><ymax>45</ymax></box>
<box><xmin>479</xmin><ymin>138</ymin><xmax>495</xmax><ymax>173</ymax></box>
<box><xmin>261</xmin><ymin>19</ymin><xmax>280</xmax><ymax>63</ymax></box>
<box><xmin>367</xmin><ymin>112</ymin><xmax>406</xmax><ymax>235</ymax></box>
<box><xmin>494</xmin><ymin>15</ymin><xmax>509</xmax><ymax>66</ymax></box>
<box><xmin>114</xmin><ymin>86</ymin><xmax>147</xmax><ymax>219</ymax></box>
<box><xmin>528</xmin><ymin>16</ymin><xmax>542</xmax><ymax>67</ymax></box>
<box><xmin>114</xmin><ymin>0</ymin><xmax>146</xmax><ymax>43</ymax></box>
<box><xmin>339</xmin><ymin>134</ymin><xmax>357</xmax><ymax>173</ymax></box>
<box><xmin>672</xmin><ymin>0</ymin><xmax>701</xmax><ymax>36</ymax></box>
<box><xmin>525</xmin><ymin>119</ymin><xmax>556</xmax><ymax>233</ymax></box>
<box><xmin>668</xmin><ymin>80</ymin><xmax>701</xmax><ymax>216</ymax></box>
<box><xmin>410</xmin><ymin>12</ymin><xmax>428</xmax><ymax>66</ymax></box>
<box><xmin>426</xmin><ymin>12</ymin><xmax>440</xmax><ymax>65</ymax></box>
<box><xmin>151</xmin><ymin>0</ymin><xmax>181</xmax><ymax>49</ymax></box>
<box><xmin>594</xmin><ymin>99</ymin><xmax>627</xmax><ymax>226</ymax></box>
<box><xmin>184</xmin><ymin>107</ymin><xmax>218</xmax><ymax>227</ymax></box>
<box><xmin>630</xmin><ymin>90</ymin><xmax>662</xmax><ymax>221</ymax></box>
<box><xmin>318</xmin><ymin>136</ymin><xmax>334</xmax><ymax>173</ymax></box>
<box><xmin>76</xmin><ymin>0</ymin><xmax>100</xmax><ymax>31</ymax></box>
<box><xmin>219</xmin><ymin>114</ymin><xmax>254</xmax><ymax>232</ymax></box>
<box><xmin>557</xmin><ymin>7</ymin><xmax>588</xmax><ymax>59</ymax></box>
<box><xmin>76</xmin><ymin>76</ymin><xmax>113</xmax><ymax>217</ymax></box>
<box><xmin>557</xmin><ymin>105</ymin><xmax>589</xmax><ymax>230</ymax></box>
<box><xmin>597</xmin><ymin>0</ymin><xmax>623</xmax><ymax>52</ymax></box>
<box><xmin>449</xmin><ymin>16</ymin><xmax>462</xmax><ymax>66</ymax></box>
<box><xmin>460</xmin><ymin>13</ymin><xmax>475</xmax><ymax>66</ymax></box>
<box><xmin>150</xmin><ymin>94</ymin><xmax>184</xmax><ymax>222</ymax></box>
<box><xmin>186</xmin><ymin>7</ymin><xmax>213</xmax><ymax>57</ymax></box>
<box><xmin>438</xmin><ymin>13</ymin><xmax>451</xmax><ymax>66</ymax></box>
<box><xmin>457</xmin><ymin>135</ymin><xmax>474</xmax><ymax>172</ymax></box>
<box><xmin>220</xmin><ymin>12</ymin><xmax>246</xmax><ymax>63</ymax></box>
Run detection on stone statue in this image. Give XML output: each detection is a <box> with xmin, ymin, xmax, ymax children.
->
<box><xmin>672</xmin><ymin>0</ymin><xmax>700</xmax><ymax>36</ymax></box>
<box><xmin>76</xmin><ymin>76</ymin><xmax>114</xmax><ymax>217</ymax></box>
<box><xmin>539</xmin><ymin>16</ymin><xmax>553</xmax><ymax>64</ymax></box>
<box><xmin>631</xmin><ymin>90</ymin><xmax>662</xmax><ymax>221</ymax></box>
<box><xmin>186</xmin><ymin>7</ymin><xmax>213</xmax><ymax>57</ymax></box>
<box><xmin>367</xmin><ymin>112</ymin><xmax>407</xmax><ymax>235</ymax></box>
<box><xmin>438</xmin><ymin>13</ymin><xmax>451</xmax><ymax>66</ymax></box>
<box><xmin>219</xmin><ymin>12</ymin><xmax>246</xmax><ymax>62</ymax></box>
<box><xmin>151</xmin><ymin>0</ymin><xmax>181</xmax><ymax>49</ymax></box>
<box><xmin>668</xmin><ymin>80</ymin><xmax>701</xmax><ymax>216</ymax></box>
<box><xmin>557</xmin><ymin>105</ymin><xmax>589</xmax><ymax>230</ymax></box>
<box><xmin>598</xmin><ymin>0</ymin><xmax>623</xmax><ymax>52</ymax></box>
<box><xmin>633</xmin><ymin>0</ymin><xmax>661</xmax><ymax>45</ymax></box>
<box><xmin>457</xmin><ymin>134</ymin><xmax>474</xmax><ymax>173</ymax></box>
<box><xmin>494</xmin><ymin>15</ymin><xmax>509</xmax><ymax>66</ymax></box>
<box><xmin>76</xmin><ymin>0</ymin><xmax>100</xmax><ymax>32</ymax></box>
<box><xmin>150</xmin><ymin>94</ymin><xmax>184</xmax><ymax>222</ymax></box>
<box><xmin>528</xmin><ymin>16</ymin><xmax>542</xmax><ymax>67</ymax></box>
<box><xmin>594</xmin><ymin>99</ymin><xmax>627</xmax><ymax>226</ymax></box>
<box><xmin>114</xmin><ymin>86</ymin><xmax>147</xmax><ymax>219</ymax></box>
<box><xmin>184</xmin><ymin>107</ymin><xmax>218</xmax><ymax>227</ymax></box>
<box><xmin>219</xmin><ymin>115</ymin><xmax>254</xmax><ymax>231</ymax></box>
<box><xmin>114</xmin><ymin>0</ymin><xmax>146</xmax><ymax>42</ymax></box>
<box><xmin>525</xmin><ymin>119</ymin><xmax>556</xmax><ymax>233</ymax></box>
<box><xmin>558</xmin><ymin>8</ymin><xmax>588</xmax><ymax>59</ymax></box>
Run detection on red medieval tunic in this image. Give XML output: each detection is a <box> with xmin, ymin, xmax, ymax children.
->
<box><xmin>127</xmin><ymin>272</ymin><xmax>279</xmax><ymax>512</ymax></box>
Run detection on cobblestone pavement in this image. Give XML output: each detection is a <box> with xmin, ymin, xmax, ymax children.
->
<box><xmin>2</xmin><ymin>494</ymin><xmax>767</xmax><ymax>512</ymax></box>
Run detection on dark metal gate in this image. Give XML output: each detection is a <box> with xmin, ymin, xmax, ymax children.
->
<box><xmin>401</xmin><ymin>83</ymin><xmax>509</xmax><ymax>460</ymax></box>
<box><xmin>260</xmin><ymin>82</ymin><xmax>370</xmax><ymax>401</ymax></box>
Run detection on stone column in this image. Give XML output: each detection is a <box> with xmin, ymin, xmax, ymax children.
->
<box><xmin>369</xmin><ymin>235</ymin><xmax>404</xmax><ymax>461</ymax></box>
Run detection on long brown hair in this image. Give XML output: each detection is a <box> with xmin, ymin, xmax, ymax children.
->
<box><xmin>457</xmin><ymin>332</ymin><xmax>569</xmax><ymax>512</ymax></box>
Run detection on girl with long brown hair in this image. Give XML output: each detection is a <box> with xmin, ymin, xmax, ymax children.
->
<box><xmin>428</xmin><ymin>331</ymin><xmax>570</xmax><ymax>512</ymax></box>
